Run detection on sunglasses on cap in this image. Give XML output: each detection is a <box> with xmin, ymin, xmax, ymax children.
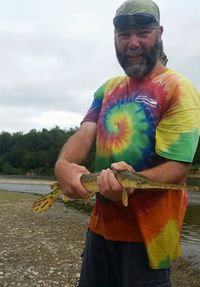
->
<box><xmin>113</xmin><ymin>13</ymin><xmax>159</xmax><ymax>31</ymax></box>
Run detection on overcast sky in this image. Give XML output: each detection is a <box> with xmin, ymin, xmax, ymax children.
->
<box><xmin>0</xmin><ymin>0</ymin><xmax>199</xmax><ymax>134</ymax></box>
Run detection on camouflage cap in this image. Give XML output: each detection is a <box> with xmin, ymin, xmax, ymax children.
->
<box><xmin>115</xmin><ymin>0</ymin><xmax>160</xmax><ymax>24</ymax></box>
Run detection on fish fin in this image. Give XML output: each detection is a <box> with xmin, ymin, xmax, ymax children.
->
<box><xmin>61</xmin><ymin>194</ymin><xmax>72</xmax><ymax>203</ymax></box>
<box><xmin>84</xmin><ymin>192</ymin><xmax>95</xmax><ymax>205</ymax></box>
<box><xmin>32</xmin><ymin>182</ymin><xmax>62</xmax><ymax>213</ymax></box>
<box><xmin>122</xmin><ymin>188</ymin><xmax>128</xmax><ymax>207</ymax></box>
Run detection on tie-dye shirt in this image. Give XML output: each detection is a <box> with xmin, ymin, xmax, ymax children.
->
<box><xmin>82</xmin><ymin>67</ymin><xmax>200</xmax><ymax>269</ymax></box>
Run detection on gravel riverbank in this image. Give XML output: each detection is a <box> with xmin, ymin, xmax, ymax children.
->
<box><xmin>0</xmin><ymin>190</ymin><xmax>200</xmax><ymax>287</ymax></box>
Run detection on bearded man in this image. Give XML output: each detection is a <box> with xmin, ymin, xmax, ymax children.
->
<box><xmin>55</xmin><ymin>0</ymin><xmax>200</xmax><ymax>286</ymax></box>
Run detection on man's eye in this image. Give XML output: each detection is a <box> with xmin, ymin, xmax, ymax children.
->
<box><xmin>118</xmin><ymin>33</ymin><xmax>129</xmax><ymax>38</ymax></box>
<box><xmin>138</xmin><ymin>31</ymin><xmax>150</xmax><ymax>37</ymax></box>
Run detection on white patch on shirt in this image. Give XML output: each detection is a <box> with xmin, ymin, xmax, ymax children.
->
<box><xmin>135</xmin><ymin>95</ymin><xmax>158</xmax><ymax>108</ymax></box>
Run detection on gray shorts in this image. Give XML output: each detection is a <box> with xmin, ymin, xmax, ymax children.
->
<box><xmin>78</xmin><ymin>230</ymin><xmax>171</xmax><ymax>287</ymax></box>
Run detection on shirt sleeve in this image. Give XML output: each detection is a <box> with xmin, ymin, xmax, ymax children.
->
<box><xmin>81</xmin><ymin>84</ymin><xmax>105</xmax><ymax>124</ymax></box>
<box><xmin>155</xmin><ymin>79</ymin><xmax>200</xmax><ymax>162</ymax></box>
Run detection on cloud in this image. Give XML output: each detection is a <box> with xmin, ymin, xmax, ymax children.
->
<box><xmin>0</xmin><ymin>0</ymin><xmax>199</xmax><ymax>133</ymax></box>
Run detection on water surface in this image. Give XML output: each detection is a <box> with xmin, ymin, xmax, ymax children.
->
<box><xmin>181</xmin><ymin>204</ymin><xmax>200</xmax><ymax>268</ymax></box>
<box><xmin>0</xmin><ymin>183</ymin><xmax>51</xmax><ymax>195</ymax></box>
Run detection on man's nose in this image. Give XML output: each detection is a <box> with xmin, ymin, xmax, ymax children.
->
<box><xmin>127</xmin><ymin>34</ymin><xmax>140</xmax><ymax>49</ymax></box>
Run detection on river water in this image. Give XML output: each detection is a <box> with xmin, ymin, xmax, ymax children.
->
<box><xmin>0</xmin><ymin>182</ymin><xmax>200</xmax><ymax>268</ymax></box>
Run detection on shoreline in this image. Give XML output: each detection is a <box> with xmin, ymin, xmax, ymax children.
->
<box><xmin>0</xmin><ymin>177</ymin><xmax>55</xmax><ymax>185</ymax></box>
<box><xmin>0</xmin><ymin>190</ymin><xmax>200</xmax><ymax>286</ymax></box>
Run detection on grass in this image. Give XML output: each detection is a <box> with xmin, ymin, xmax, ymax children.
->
<box><xmin>0</xmin><ymin>189</ymin><xmax>38</xmax><ymax>202</ymax></box>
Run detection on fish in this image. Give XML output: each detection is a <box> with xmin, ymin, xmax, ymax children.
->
<box><xmin>31</xmin><ymin>170</ymin><xmax>199</xmax><ymax>213</ymax></box>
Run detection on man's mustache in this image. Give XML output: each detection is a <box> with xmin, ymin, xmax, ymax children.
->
<box><xmin>126</xmin><ymin>48</ymin><xmax>144</xmax><ymax>57</ymax></box>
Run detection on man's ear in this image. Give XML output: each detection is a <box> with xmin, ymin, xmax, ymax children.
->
<box><xmin>158</xmin><ymin>26</ymin><xmax>163</xmax><ymax>37</ymax></box>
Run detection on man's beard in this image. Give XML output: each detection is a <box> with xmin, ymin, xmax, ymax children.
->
<box><xmin>115</xmin><ymin>37</ymin><xmax>161</xmax><ymax>78</ymax></box>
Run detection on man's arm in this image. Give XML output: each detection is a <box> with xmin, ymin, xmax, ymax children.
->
<box><xmin>138</xmin><ymin>160</ymin><xmax>191</xmax><ymax>185</ymax></box>
<box><xmin>55</xmin><ymin>122</ymin><xmax>97</xmax><ymax>199</ymax></box>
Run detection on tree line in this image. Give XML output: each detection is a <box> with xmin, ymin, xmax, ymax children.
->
<box><xmin>0</xmin><ymin>126</ymin><xmax>199</xmax><ymax>176</ymax></box>
<box><xmin>0</xmin><ymin>126</ymin><xmax>95</xmax><ymax>176</ymax></box>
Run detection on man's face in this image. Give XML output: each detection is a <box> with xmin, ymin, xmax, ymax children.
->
<box><xmin>115</xmin><ymin>27</ymin><xmax>162</xmax><ymax>78</ymax></box>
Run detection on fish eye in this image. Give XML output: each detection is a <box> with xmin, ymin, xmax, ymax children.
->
<box><xmin>137</xmin><ymin>182</ymin><xmax>142</xmax><ymax>187</ymax></box>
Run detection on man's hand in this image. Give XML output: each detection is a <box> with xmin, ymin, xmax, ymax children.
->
<box><xmin>97</xmin><ymin>161</ymin><xmax>135</xmax><ymax>202</ymax></box>
<box><xmin>55</xmin><ymin>160</ymin><xmax>90</xmax><ymax>199</ymax></box>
